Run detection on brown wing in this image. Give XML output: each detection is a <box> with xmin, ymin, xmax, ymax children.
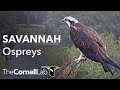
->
<box><xmin>86</xmin><ymin>26</ymin><xmax>108</xmax><ymax>55</ymax></box>
<box><xmin>87</xmin><ymin>26</ymin><xmax>106</xmax><ymax>47</ymax></box>
<box><xmin>70</xmin><ymin>25</ymin><xmax>109</xmax><ymax>62</ymax></box>
<box><xmin>73</xmin><ymin>23</ymin><xmax>107</xmax><ymax>52</ymax></box>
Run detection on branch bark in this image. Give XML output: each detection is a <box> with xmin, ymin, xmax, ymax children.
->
<box><xmin>54</xmin><ymin>58</ymin><xmax>85</xmax><ymax>79</ymax></box>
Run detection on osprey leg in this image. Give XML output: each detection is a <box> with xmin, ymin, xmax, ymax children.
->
<box><xmin>74</xmin><ymin>51</ymin><xmax>87</xmax><ymax>63</ymax></box>
<box><xmin>74</xmin><ymin>51</ymin><xmax>83</xmax><ymax>63</ymax></box>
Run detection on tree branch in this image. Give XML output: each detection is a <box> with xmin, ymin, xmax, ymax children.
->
<box><xmin>54</xmin><ymin>58</ymin><xmax>86</xmax><ymax>79</ymax></box>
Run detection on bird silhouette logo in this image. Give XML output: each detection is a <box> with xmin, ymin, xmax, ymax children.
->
<box><xmin>41</xmin><ymin>66</ymin><xmax>59</xmax><ymax>77</ymax></box>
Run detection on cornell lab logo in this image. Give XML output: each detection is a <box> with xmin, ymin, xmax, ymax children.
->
<box><xmin>41</xmin><ymin>66</ymin><xmax>59</xmax><ymax>77</ymax></box>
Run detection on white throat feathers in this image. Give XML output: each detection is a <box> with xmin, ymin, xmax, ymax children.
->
<box><xmin>66</xmin><ymin>21</ymin><xmax>71</xmax><ymax>27</ymax></box>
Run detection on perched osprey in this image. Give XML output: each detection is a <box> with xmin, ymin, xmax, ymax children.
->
<box><xmin>62</xmin><ymin>16</ymin><xmax>120</xmax><ymax>75</ymax></box>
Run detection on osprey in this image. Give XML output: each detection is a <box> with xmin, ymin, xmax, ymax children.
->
<box><xmin>62</xmin><ymin>16</ymin><xmax>120</xmax><ymax>75</ymax></box>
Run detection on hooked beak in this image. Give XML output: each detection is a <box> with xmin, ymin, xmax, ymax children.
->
<box><xmin>62</xmin><ymin>19</ymin><xmax>65</xmax><ymax>22</ymax></box>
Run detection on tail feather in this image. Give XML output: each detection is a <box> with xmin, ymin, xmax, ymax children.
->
<box><xmin>105</xmin><ymin>58</ymin><xmax>120</xmax><ymax>70</ymax></box>
<box><xmin>102</xmin><ymin>63</ymin><xmax>114</xmax><ymax>76</ymax></box>
<box><xmin>101</xmin><ymin>58</ymin><xmax>120</xmax><ymax>75</ymax></box>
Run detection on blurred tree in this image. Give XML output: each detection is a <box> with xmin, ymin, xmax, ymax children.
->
<box><xmin>16</xmin><ymin>11</ymin><xmax>47</xmax><ymax>24</ymax></box>
<box><xmin>0</xmin><ymin>11</ymin><xmax>16</xmax><ymax>32</ymax></box>
<box><xmin>0</xmin><ymin>11</ymin><xmax>17</xmax><ymax>68</ymax></box>
<box><xmin>27</xmin><ymin>11</ymin><xmax>30</xmax><ymax>26</ymax></box>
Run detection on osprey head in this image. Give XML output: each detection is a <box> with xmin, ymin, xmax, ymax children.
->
<box><xmin>62</xmin><ymin>16</ymin><xmax>79</xmax><ymax>27</ymax></box>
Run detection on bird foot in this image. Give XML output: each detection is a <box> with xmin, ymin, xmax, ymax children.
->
<box><xmin>74</xmin><ymin>59</ymin><xmax>81</xmax><ymax>63</ymax></box>
<box><xmin>81</xmin><ymin>56</ymin><xmax>87</xmax><ymax>61</ymax></box>
<box><xmin>74</xmin><ymin>57</ymin><xmax>87</xmax><ymax>63</ymax></box>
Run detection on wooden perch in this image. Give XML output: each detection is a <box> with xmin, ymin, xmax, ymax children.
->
<box><xmin>54</xmin><ymin>58</ymin><xmax>86</xmax><ymax>79</ymax></box>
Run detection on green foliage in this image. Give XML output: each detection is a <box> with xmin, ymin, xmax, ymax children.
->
<box><xmin>40</xmin><ymin>46</ymin><xmax>65</xmax><ymax>66</ymax></box>
<box><xmin>101</xmin><ymin>33</ymin><xmax>120</xmax><ymax>64</ymax></box>
<box><xmin>63</xmin><ymin>46</ymin><xmax>80</xmax><ymax>60</ymax></box>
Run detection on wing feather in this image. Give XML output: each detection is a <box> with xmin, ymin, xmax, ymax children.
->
<box><xmin>70</xmin><ymin>24</ymin><xmax>108</xmax><ymax>62</ymax></box>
